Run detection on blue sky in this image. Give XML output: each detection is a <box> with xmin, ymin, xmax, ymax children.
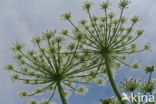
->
<box><xmin>0</xmin><ymin>0</ymin><xmax>156</xmax><ymax>104</ymax></box>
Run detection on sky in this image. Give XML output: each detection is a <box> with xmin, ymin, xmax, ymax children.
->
<box><xmin>0</xmin><ymin>0</ymin><xmax>156</xmax><ymax>104</ymax></box>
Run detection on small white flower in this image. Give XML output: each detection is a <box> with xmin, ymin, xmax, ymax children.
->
<box><xmin>96</xmin><ymin>78</ymin><xmax>105</xmax><ymax>86</ymax></box>
<box><xmin>40</xmin><ymin>99</ymin><xmax>55</xmax><ymax>104</ymax></box>
<box><xmin>10</xmin><ymin>74</ymin><xmax>19</xmax><ymax>82</ymax></box>
<box><xmin>131</xmin><ymin>62</ymin><xmax>140</xmax><ymax>70</ymax></box>
<box><xmin>5</xmin><ymin>64</ymin><xmax>14</xmax><ymax>71</ymax></box>
<box><xmin>76</xmin><ymin>86</ymin><xmax>88</xmax><ymax>95</ymax></box>
<box><xmin>18</xmin><ymin>91</ymin><xmax>29</xmax><ymax>98</ymax></box>
<box><xmin>27</xmin><ymin>99</ymin><xmax>39</xmax><ymax>104</ymax></box>
<box><xmin>63</xmin><ymin>90</ymin><xmax>72</xmax><ymax>99</ymax></box>
<box><xmin>32</xmin><ymin>36</ymin><xmax>42</xmax><ymax>44</ymax></box>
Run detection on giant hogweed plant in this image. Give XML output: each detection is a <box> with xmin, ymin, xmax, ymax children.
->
<box><xmin>5</xmin><ymin>0</ymin><xmax>153</xmax><ymax>104</ymax></box>
<box><xmin>5</xmin><ymin>31</ymin><xmax>105</xmax><ymax>104</ymax></box>
<box><xmin>61</xmin><ymin>0</ymin><xmax>150</xmax><ymax>103</ymax></box>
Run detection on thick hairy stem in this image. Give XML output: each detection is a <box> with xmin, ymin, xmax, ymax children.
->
<box><xmin>57</xmin><ymin>82</ymin><xmax>68</xmax><ymax>104</ymax></box>
<box><xmin>104</xmin><ymin>55</ymin><xmax>125</xmax><ymax>104</ymax></box>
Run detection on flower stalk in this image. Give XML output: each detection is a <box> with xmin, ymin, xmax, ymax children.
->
<box><xmin>57</xmin><ymin>82</ymin><xmax>68</xmax><ymax>104</ymax></box>
<box><xmin>144</xmin><ymin>72</ymin><xmax>152</xmax><ymax>95</ymax></box>
<box><xmin>104</xmin><ymin>55</ymin><xmax>124</xmax><ymax>104</ymax></box>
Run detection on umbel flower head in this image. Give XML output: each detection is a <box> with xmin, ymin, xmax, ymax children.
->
<box><xmin>120</xmin><ymin>77</ymin><xmax>140</xmax><ymax>92</ymax></box>
<box><xmin>62</xmin><ymin>0</ymin><xmax>150</xmax><ymax>103</ymax></box>
<box><xmin>100</xmin><ymin>97</ymin><xmax>120</xmax><ymax>104</ymax></box>
<box><xmin>140</xmin><ymin>80</ymin><xmax>156</xmax><ymax>94</ymax></box>
<box><xmin>26</xmin><ymin>99</ymin><xmax>56</xmax><ymax>104</ymax></box>
<box><xmin>5</xmin><ymin>30</ymin><xmax>102</xmax><ymax>104</ymax></box>
<box><xmin>62</xmin><ymin>0</ymin><xmax>150</xmax><ymax>72</ymax></box>
<box><xmin>145</xmin><ymin>65</ymin><xmax>155</xmax><ymax>73</ymax></box>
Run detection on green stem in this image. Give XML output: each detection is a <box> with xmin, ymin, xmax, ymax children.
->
<box><xmin>104</xmin><ymin>55</ymin><xmax>125</xmax><ymax>104</ymax></box>
<box><xmin>57</xmin><ymin>82</ymin><xmax>68</xmax><ymax>104</ymax></box>
<box><xmin>141</xmin><ymin>72</ymin><xmax>152</xmax><ymax>104</ymax></box>
<box><xmin>145</xmin><ymin>72</ymin><xmax>152</xmax><ymax>95</ymax></box>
